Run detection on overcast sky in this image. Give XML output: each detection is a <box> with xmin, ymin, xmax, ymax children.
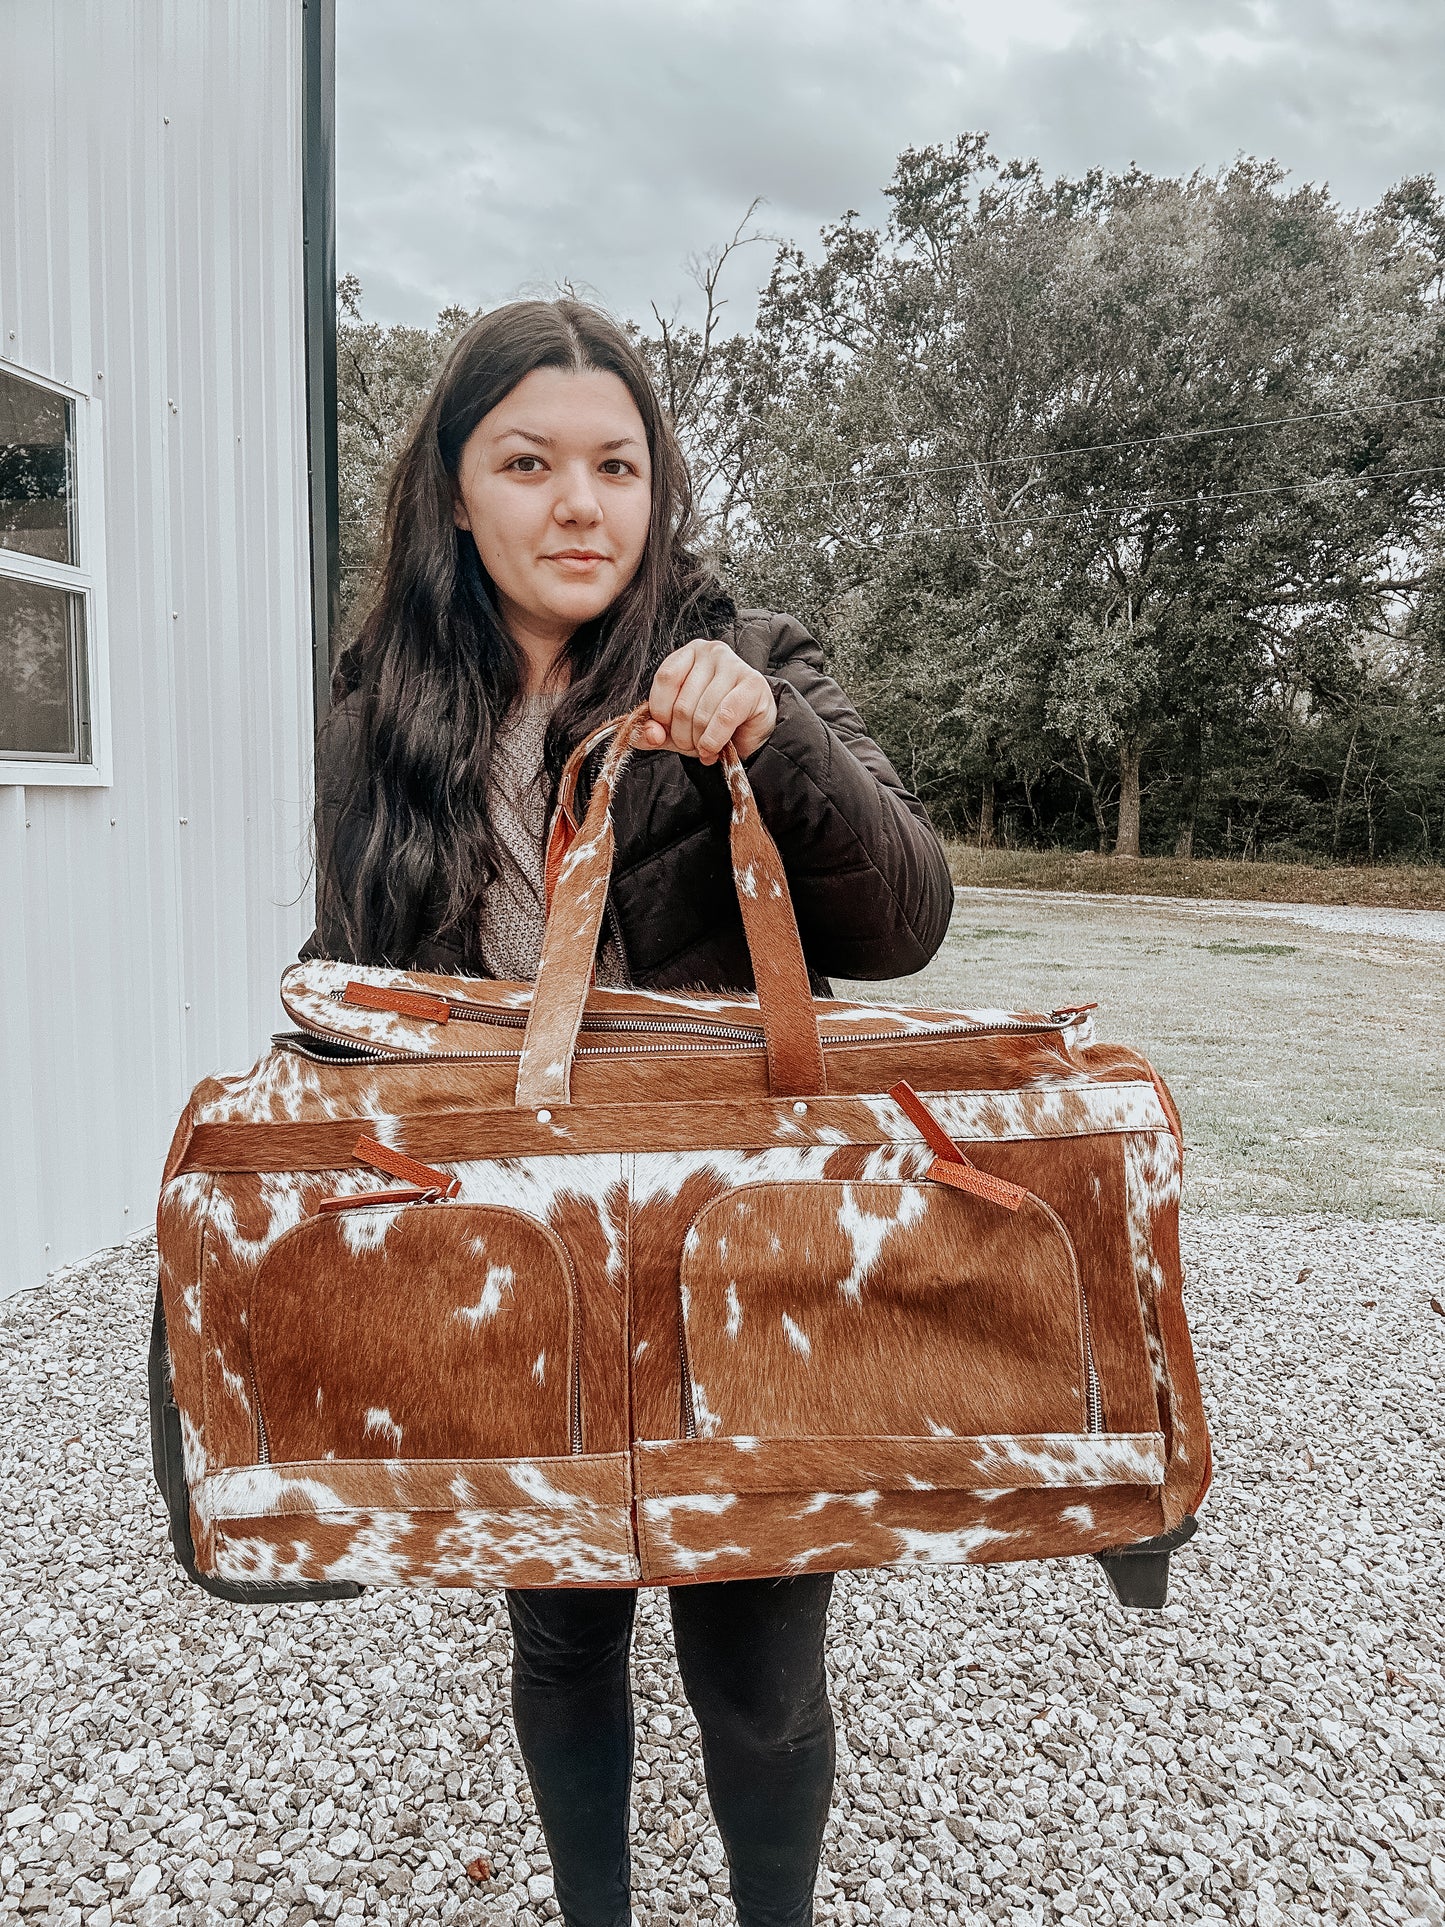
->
<box><xmin>337</xmin><ymin>0</ymin><xmax>1444</xmax><ymax>332</ymax></box>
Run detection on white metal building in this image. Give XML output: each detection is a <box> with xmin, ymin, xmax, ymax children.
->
<box><xmin>0</xmin><ymin>1</ymin><xmax>338</xmax><ymax>1296</ymax></box>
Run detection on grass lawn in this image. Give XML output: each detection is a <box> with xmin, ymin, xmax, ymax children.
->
<box><xmin>833</xmin><ymin>889</ymin><xmax>1445</xmax><ymax>1221</ymax></box>
<box><xmin>943</xmin><ymin>845</ymin><xmax>1445</xmax><ymax>910</ymax></box>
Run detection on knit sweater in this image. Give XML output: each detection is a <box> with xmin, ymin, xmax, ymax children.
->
<box><xmin>477</xmin><ymin>691</ymin><xmax>630</xmax><ymax>987</ymax></box>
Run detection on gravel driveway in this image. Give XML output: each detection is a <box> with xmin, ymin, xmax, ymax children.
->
<box><xmin>3</xmin><ymin>1219</ymin><xmax>1443</xmax><ymax>1927</ymax></box>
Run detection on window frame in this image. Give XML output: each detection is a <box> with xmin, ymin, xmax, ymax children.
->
<box><xmin>0</xmin><ymin>359</ymin><xmax>111</xmax><ymax>788</ymax></box>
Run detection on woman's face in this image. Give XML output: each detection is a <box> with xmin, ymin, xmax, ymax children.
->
<box><xmin>453</xmin><ymin>366</ymin><xmax>653</xmax><ymax>650</ymax></box>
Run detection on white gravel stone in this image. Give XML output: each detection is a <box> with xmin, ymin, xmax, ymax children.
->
<box><xmin>2</xmin><ymin>1216</ymin><xmax>1442</xmax><ymax>1926</ymax></box>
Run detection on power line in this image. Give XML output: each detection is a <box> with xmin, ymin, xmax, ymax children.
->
<box><xmin>765</xmin><ymin>392</ymin><xmax>1445</xmax><ymax>497</ymax></box>
<box><xmin>823</xmin><ymin>463</ymin><xmax>1445</xmax><ymax>548</ymax></box>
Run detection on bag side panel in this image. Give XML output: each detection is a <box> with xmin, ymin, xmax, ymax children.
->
<box><xmin>156</xmin><ymin>1168</ymin><xmax>214</xmax><ymax>1504</ymax></box>
<box><xmin>1120</xmin><ymin>1129</ymin><xmax>1211</xmax><ymax>1525</ymax></box>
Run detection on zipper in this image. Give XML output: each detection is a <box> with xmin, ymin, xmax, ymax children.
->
<box><xmin>571</xmin><ymin>1340</ymin><xmax>584</xmax><ymax>1454</ymax></box>
<box><xmin>334</xmin><ymin>985</ymin><xmax>770</xmax><ymax>1042</ymax></box>
<box><xmin>603</xmin><ymin>894</ymin><xmax>632</xmax><ymax>987</ymax></box>
<box><xmin>250</xmin><ymin>1360</ymin><xmax>271</xmax><ymax>1464</ymax></box>
<box><xmin>293</xmin><ymin>1001</ymin><xmax>1075</xmax><ymax>1064</ymax></box>
<box><xmin>334</xmin><ymin>982</ymin><xmax>1077</xmax><ymax>1043</ymax></box>
<box><xmin>1079</xmin><ymin>1289</ymin><xmax>1103</xmax><ymax>1434</ymax></box>
<box><xmin>678</xmin><ymin>1303</ymin><xmax>698</xmax><ymax>1440</ymax></box>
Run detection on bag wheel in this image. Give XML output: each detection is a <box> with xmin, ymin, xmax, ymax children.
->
<box><xmin>1094</xmin><ymin>1514</ymin><xmax>1198</xmax><ymax>1610</ymax></box>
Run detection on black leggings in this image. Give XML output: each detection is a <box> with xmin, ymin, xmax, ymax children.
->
<box><xmin>505</xmin><ymin>1574</ymin><xmax>836</xmax><ymax>1927</ymax></box>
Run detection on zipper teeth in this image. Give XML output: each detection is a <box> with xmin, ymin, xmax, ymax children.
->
<box><xmin>331</xmin><ymin>983</ymin><xmax>1068</xmax><ymax>1044</ymax></box>
<box><xmin>250</xmin><ymin>1364</ymin><xmax>271</xmax><ymax>1464</ymax></box>
<box><xmin>301</xmin><ymin>1011</ymin><xmax>1068</xmax><ymax>1063</ymax></box>
<box><xmin>333</xmin><ymin>989</ymin><xmax>769</xmax><ymax>1044</ymax></box>
<box><xmin>678</xmin><ymin>1306</ymin><xmax>698</xmax><ymax>1440</ymax></box>
<box><xmin>1079</xmin><ymin>1290</ymin><xmax>1103</xmax><ymax>1434</ymax></box>
<box><xmin>571</xmin><ymin>1342</ymin><xmax>584</xmax><ymax>1455</ymax></box>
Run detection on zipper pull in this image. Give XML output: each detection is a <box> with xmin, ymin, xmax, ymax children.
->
<box><xmin>888</xmin><ymin>1078</ymin><xmax>1028</xmax><ymax>1212</ymax></box>
<box><xmin>1051</xmin><ymin>1001</ymin><xmax>1098</xmax><ymax>1022</ymax></box>
<box><xmin>343</xmin><ymin>981</ymin><xmax>451</xmax><ymax>1023</ymax></box>
<box><xmin>353</xmin><ymin>1135</ymin><xmax>461</xmax><ymax>1197</ymax></box>
<box><xmin>316</xmin><ymin>1183</ymin><xmax>442</xmax><ymax>1214</ymax></box>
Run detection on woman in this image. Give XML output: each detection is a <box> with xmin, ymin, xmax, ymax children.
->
<box><xmin>305</xmin><ymin>298</ymin><xmax>954</xmax><ymax>1927</ymax></box>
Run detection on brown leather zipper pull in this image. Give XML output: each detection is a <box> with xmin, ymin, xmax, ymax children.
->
<box><xmin>353</xmin><ymin>1135</ymin><xmax>461</xmax><ymax>1197</ymax></box>
<box><xmin>316</xmin><ymin>1184</ymin><xmax>440</xmax><ymax>1214</ymax></box>
<box><xmin>888</xmin><ymin>1078</ymin><xmax>1028</xmax><ymax>1212</ymax></box>
<box><xmin>343</xmin><ymin>981</ymin><xmax>451</xmax><ymax>1023</ymax></box>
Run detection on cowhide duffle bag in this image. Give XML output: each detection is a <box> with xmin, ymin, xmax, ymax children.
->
<box><xmin>150</xmin><ymin>700</ymin><xmax>1211</xmax><ymax>1610</ymax></box>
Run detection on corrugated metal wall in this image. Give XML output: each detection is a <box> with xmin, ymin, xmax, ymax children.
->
<box><xmin>0</xmin><ymin>1</ymin><xmax>315</xmax><ymax>1296</ymax></box>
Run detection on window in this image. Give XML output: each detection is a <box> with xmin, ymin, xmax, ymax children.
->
<box><xmin>0</xmin><ymin>363</ymin><xmax>107</xmax><ymax>783</ymax></box>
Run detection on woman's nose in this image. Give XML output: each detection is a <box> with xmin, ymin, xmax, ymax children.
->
<box><xmin>554</xmin><ymin>466</ymin><xmax>603</xmax><ymax>526</ymax></box>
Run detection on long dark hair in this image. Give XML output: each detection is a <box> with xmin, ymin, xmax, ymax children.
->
<box><xmin>322</xmin><ymin>297</ymin><xmax>732</xmax><ymax>968</ymax></box>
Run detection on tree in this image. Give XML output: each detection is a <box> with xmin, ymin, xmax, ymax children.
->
<box><xmin>724</xmin><ymin>142</ymin><xmax>1445</xmax><ymax>859</ymax></box>
<box><xmin>330</xmin><ymin>154</ymin><xmax>1445</xmax><ymax>865</ymax></box>
<box><xmin>335</xmin><ymin>275</ymin><xmax>478</xmax><ymax>639</ymax></box>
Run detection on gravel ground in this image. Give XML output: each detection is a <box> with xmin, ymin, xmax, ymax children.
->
<box><xmin>3</xmin><ymin>1218</ymin><xmax>1443</xmax><ymax>1927</ymax></box>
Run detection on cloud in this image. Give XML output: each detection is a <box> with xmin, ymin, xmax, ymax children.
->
<box><xmin>337</xmin><ymin>0</ymin><xmax>1445</xmax><ymax>328</ymax></box>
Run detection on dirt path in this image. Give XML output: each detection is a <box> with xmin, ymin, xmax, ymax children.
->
<box><xmin>957</xmin><ymin>884</ymin><xmax>1445</xmax><ymax>946</ymax></box>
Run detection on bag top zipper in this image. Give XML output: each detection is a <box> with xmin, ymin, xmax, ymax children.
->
<box><xmin>276</xmin><ymin>991</ymin><xmax>1084</xmax><ymax>1066</ymax></box>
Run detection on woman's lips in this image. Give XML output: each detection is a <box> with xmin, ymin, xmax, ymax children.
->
<box><xmin>545</xmin><ymin>550</ymin><xmax>610</xmax><ymax>569</ymax></box>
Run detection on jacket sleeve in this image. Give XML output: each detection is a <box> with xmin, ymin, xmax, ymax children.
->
<box><xmin>733</xmin><ymin>612</ymin><xmax>954</xmax><ymax>979</ymax></box>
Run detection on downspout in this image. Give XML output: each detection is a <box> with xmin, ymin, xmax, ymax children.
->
<box><xmin>302</xmin><ymin>0</ymin><xmax>339</xmax><ymax>733</ymax></box>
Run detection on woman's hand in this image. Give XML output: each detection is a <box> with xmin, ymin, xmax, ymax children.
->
<box><xmin>630</xmin><ymin>638</ymin><xmax>778</xmax><ymax>764</ymax></box>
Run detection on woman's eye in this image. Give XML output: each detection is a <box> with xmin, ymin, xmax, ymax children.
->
<box><xmin>507</xmin><ymin>455</ymin><xmax>545</xmax><ymax>473</ymax></box>
<box><xmin>600</xmin><ymin>459</ymin><xmax>636</xmax><ymax>477</ymax></box>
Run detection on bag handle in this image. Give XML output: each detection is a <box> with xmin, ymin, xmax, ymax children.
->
<box><xmin>517</xmin><ymin>701</ymin><xmax>828</xmax><ymax>1107</ymax></box>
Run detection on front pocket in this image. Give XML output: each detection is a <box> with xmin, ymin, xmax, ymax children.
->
<box><xmin>249</xmin><ymin>1204</ymin><xmax>581</xmax><ymax>1462</ymax></box>
<box><xmin>678</xmin><ymin>1179</ymin><xmax>1092</xmax><ymax>1441</ymax></box>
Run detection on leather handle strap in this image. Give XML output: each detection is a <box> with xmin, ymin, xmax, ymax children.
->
<box><xmin>517</xmin><ymin>703</ymin><xmax>827</xmax><ymax>1107</ymax></box>
<box><xmin>543</xmin><ymin>716</ymin><xmax>624</xmax><ymax>949</ymax></box>
<box><xmin>888</xmin><ymin>1080</ymin><xmax>1029</xmax><ymax>1211</ymax></box>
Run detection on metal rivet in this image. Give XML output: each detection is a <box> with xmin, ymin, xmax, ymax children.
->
<box><xmin>536</xmin><ymin>1109</ymin><xmax>552</xmax><ymax>1123</ymax></box>
<box><xmin>793</xmin><ymin>1100</ymin><xmax>808</xmax><ymax>1114</ymax></box>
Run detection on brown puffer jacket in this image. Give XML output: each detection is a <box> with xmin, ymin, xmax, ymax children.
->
<box><xmin>301</xmin><ymin>607</ymin><xmax>955</xmax><ymax>994</ymax></box>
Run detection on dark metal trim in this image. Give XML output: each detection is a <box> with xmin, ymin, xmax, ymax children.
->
<box><xmin>1095</xmin><ymin>1512</ymin><xmax>1198</xmax><ymax>1610</ymax></box>
<box><xmin>302</xmin><ymin>0</ymin><xmax>339</xmax><ymax>731</ymax></box>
